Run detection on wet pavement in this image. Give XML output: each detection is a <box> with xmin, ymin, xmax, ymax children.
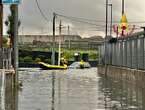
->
<box><xmin>17</xmin><ymin>68</ymin><xmax>145</xmax><ymax>110</ymax></box>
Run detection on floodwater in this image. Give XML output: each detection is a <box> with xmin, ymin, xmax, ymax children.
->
<box><xmin>5</xmin><ymin>68</ymin><xmax>145</xmax><ymax>110</ymax></box>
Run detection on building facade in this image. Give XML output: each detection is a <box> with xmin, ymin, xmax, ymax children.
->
<box><xmin>18</xmin><ymin>35</ymin><xmax>82</xmax><ymax>44</ymax></box>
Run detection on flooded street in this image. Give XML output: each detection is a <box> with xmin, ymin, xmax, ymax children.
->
<box><xmin>18</xmin><ymin>68</ymin><xmax>145</xmax><ymax>110</ymax></box>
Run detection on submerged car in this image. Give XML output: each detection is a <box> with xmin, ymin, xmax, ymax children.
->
<box><xmin>69</xmin><ymin>61</ymin><xmax>91</xmax><ymax>69</ymax></box>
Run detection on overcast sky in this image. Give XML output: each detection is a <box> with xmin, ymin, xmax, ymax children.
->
<box><xmin>3</xmin><ymin>0</ymin><xmax>145</xmax><ymax>37</ymax></box>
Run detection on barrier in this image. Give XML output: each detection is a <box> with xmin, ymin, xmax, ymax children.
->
<box><xmin>99</xmin><ymin>31</ymin><xmax>145</xmax><ymax>70</ymax></box>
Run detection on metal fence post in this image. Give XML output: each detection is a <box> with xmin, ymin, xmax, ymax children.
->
<box><xmin>98</xmin><ymin>45</ymin><xmax>101</xmax><ymax>64</ymax></box>
<box><xmin>122</xmin><ymin>41</ymin><xmax>124</xmax><ymax>66</ymax></box>
<box><xmin>127</xmin><ymin>39</ymin><xmax>130</xmax><ymax>68</ymax></box>
<box><xmin>141</xmin><ymin>37</ymin><xmax>144</xmax><ymax>69</ymax></box>
<box><xmin>113</xmin><ymin>43</ymin><xmax>115</xmax><ymax>65</ymax></box>
<box><xmin>125</xmin><ymin>40</ymin><xmax>127</xmax><ymax>67</ymax></box>
<box><xmin>143</xmin><ymin>37</ymin><xmax>145</xmax><ymax>69</ymax></box>
<box><xmin>117</xmin><ymin>41</ymin><xmax>120</xmax><ymax>66</ymax></box>
<box><xmin>130</xmin><ymin>39</ymin><xmax>132</xmax><ymax>68</ymax></box>
<box><xmin>120</xmin><ymin>40</ymin><xmax>124</xmax><ymax>66</ymax></box>
<box><xmin>0</xmin><ymin>48</ymin><xmax>2</xmax><ymax>68</ymax></box>
<box><xmin>136</xmin><ymin>38</ymin><xmax>139</xmax><ymax>69</ymax></box>
<box><xmin>143</xmin><ymin>36</ymin><xmax>145</xmax><ymax>70</ymax></box>
<box><xmin>111</xmin><ymin>43</ymin><xmax>113</xmax><ymax>65</ymax></box>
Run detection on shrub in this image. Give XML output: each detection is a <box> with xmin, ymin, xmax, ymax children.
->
<box><xmin>62</xmin><ymin>51</ymin><xmax>73</xmax><ymax>60</ymax></box>
<box><xmin>89</xmin><ymin>52</ymin><xmax>97</xmax><ymax>60</ymax></box>
<box><xmin>19</xmin><ymin>57</ymin><xmax>24</xmax><ymax>63</ymax></box>
<box><xmin>35</xmin><ymin>58</ymin><xmax>41</xmax><ymax>63</ymax></box>
<box><xmin>44</xmin><ymin>59</ymin><xmax>51</xmax><ymax>64</ymax></box>
<box><xmin>38</xmin><ymin>55</ymin><xmax>45</xmax><ymax>61</ymax></box>
<box><xmin>23</xmin><ymin>56</ymin><xmax>33</xmax><ymax>63</ymax></box>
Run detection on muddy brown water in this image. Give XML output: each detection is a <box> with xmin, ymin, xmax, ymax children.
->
<box><xmin>5</xmin><ymin>68</ymin><xmax>145</xmax><ymax>110</ymax></box>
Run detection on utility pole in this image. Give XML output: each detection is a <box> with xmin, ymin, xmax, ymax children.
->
<box><xmin>105</xmin><ymin>0</ymin><xmax>108</xmax><ymax>76</ymax></box>
<box><xmin>121</xmin><ymin>0</ymin><xmax>125</xmax><ymax>36</ymax></box>
<box><xmin>58</xmin><ymin>20</ymin><xmax>62</xmax><ymax>66</ymax></box>
<box><xmin>108</xmin><ymin>4</ymin><xmax>112</xmax><ymax>37</ymax></box>
<box><xmin>105</xmin><ymin>0</ymin><xmax>108</xmax><ymax>40</ymax></box>
<box><xmin>12</xmin><ymin>4</ymin><xmax>19</xmax><ymax>110</ymax></box>
<box><xmin>0</xmin><ymin>2</ymin><xmax>3</xmax><ymax>69</ymax></box>
<box><xmin>68</xmin><ymin>25</ymin><xmax>71</xmax><ymax>49</ymax></box>
<box><xmin>52</xmin><ymin>13</ymin><xmax>56</xmax><ymax>65</ymax></box>
<box><xmin>0</xmin><ymin>3</ymin><xmax>2</xmax><ymax>48</ymax></box>
<box><xmin>67</xmin><ymin>25</ymin><xmax>70</xmax><ymax>35</ymax></box>
<box><xmin>122</xmin><ymin>0</ymin><xmax>124</xmax><ymax>15</ymax></box>
<box><xmin>12</xmin><ymin>4</ymin><xmax>19</xmax><ymax>85</ymax></box>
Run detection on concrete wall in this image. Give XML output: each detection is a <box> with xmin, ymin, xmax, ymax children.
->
<box><xmin>98</xmin><ymin>65</ymin><xmax>145</xmax><ymax>88</ymax></box>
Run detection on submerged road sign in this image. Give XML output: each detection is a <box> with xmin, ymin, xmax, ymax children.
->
<box><xmin>2</xmin><ymin>0</ymin><xmax>20</xmax><ymax>4</ymax></box>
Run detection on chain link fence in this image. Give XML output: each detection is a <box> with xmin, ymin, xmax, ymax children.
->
<box><xmin>98</xmin><ymin>31</ymin><xmax>145</xmax><ymax>70</ymax></box>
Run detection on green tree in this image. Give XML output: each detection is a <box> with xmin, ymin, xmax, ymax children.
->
<box><xmin>5</xmin><ymin>5</ymin><xmax>21</xmax><ymax>67</ymax></box>
<box><xmin>5</xmin><ymin>5</ymin><xmax>21</xmax><ymax>47</ymax></box>
<box><xmin>23</xmin><ymin>56</ymin><xmax>33</xmax><ymax>63</ymax></box>
<box><xmin>2</xmin><ymin>37</ymin><xmax>8</xmax><ymax>47</ymax></box>
<box><xmin>35</xmin><ymin>58</ymin><xmax>41</xmax><ymax>63</ymax></box>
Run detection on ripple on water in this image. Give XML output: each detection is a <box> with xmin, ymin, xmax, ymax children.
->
<box><xmin>17</xmin><ymin>68</ymin><xmax>145</xmax><ymax>110</ymax></box>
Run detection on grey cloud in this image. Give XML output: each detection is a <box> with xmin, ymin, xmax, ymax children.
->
<box><xmin>4</xmin><ymin>0</ymin><xmax>145</xmax><ymax>37</ymax></box>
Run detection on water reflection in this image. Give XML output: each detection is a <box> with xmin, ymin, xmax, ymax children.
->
<box><xmin>51</xmin><ymin>71</ymin><xmax>55</xmax><ymax>110</ymax></box>
<box><xmin>4</xmin><ymin>75</ymin><xmax>18</xmax><ymax>110</ymax></box>
<box><xmin>3</xmin><ymin>68</ymin><xmax>145</xmax><ymax>110</ymax></box>
<box><xmin>99</xmin><ymin>74</ymin><xmax>145</xmax><ymax>109</ymax></box>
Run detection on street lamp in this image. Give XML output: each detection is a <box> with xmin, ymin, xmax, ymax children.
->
<box><xmin>104</xmin><ymin>0</ymin><xmax>108</xmax><ymax>76</ymax></box>
<box><xmin>122</xmin><ymin>0</ymin><xmax>124</xmax><ymax>15</ymax></box>
<box><xmin>121</xmin><ymin>0</ymin><xmax>125</xmax><ymax>36</ymax></box>
<box><xmin>108</xmin><ymin>4</ymin><xmax>112</xmax><ymax>37</ymax></box>
<box><xmin>105</xmin><ymin>0</ymin><xmax>108</xmax><ymax>38</ymax></box>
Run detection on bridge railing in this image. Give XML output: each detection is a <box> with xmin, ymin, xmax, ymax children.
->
<box><xmin>99</xmin><ymin>32</ymin><xmax>145</xmax><ymax>70</ymax></box>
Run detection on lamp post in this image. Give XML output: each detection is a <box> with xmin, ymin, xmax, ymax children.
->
<box><xmin>108</xmin><ymin>4</ymin><xmax>112</xmax><ymax>37</ymax></box>
<box><xmin>105</xmin><ymin>0</ymin><xmax>108</xmax><ymax>39</ymax></box>
<box><xmin>122</xmin><ymin>0</ymin><xmax>124</xmax><ymax>15</ymax></box>
<box><xmin>104</xmin><ymin>0</ymin><xmax>108</xmax><ymax>76</ymax></box>
<box><xmin>58</xmin><ymin>20</ymin><xmax>62</xmax><ymax>66</ymax></box>
<box><xmin>52</xmin><ymin>12</ymin><xmax>56</xmax><ymax>65</ymax></box>
<box><xmin>121</xmin><ymin>0</ymin><xmax>125</xmax><ymax>36</ymax></box>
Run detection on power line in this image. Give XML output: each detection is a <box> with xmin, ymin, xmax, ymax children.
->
<box><xmin>55</xmin><ymin>13</ymin><xmax>145</xmax><ymax>30</ymax></box>
<box><xmin>55</xmin><ymin>13</ymin><xmax>105</xmax><ymax>26</ymax></box>
<box><xmin>56</xmin><ymin>13</ymin><xmax>105</xmax><ymax>23</ymax></box>
<box><xmin>56</xmin><ymin>13</ymin><xmax>145</xmax><ymax>24</ymax></box>
<box><xmin>35</xmin><ymin>0</ymin><xmax>49</xmax><ymax>22</ymax></box>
